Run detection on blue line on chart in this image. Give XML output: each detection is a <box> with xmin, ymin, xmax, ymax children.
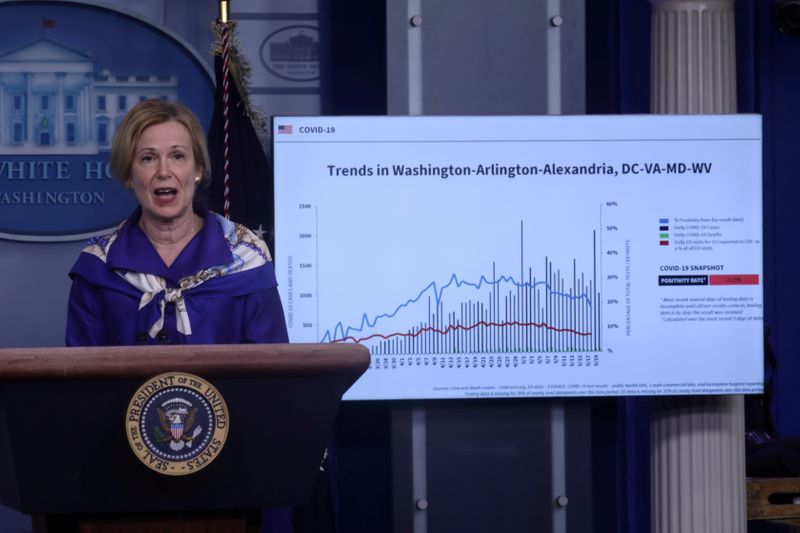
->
<box><xmin>320</xmin><ymin>272</ymin><xmax>593</xmax><ymax>343</ymax></box>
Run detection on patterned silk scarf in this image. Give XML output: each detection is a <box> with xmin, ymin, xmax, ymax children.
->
<box><xmin>84</xmin><ymin>213</ymin><xmax>270</xmax><ymax>339</ymax></box>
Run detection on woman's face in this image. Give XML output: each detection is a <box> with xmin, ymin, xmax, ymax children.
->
<box><xmin>129</xmin><ymin>120</ymin><xmax>199</xmax><ymax>225</ymax></box>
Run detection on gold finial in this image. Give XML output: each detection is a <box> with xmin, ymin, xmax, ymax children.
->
<box><xmin>218</xmin><ymin>0</ymin><xmax>230</xmax><ymax>24</ymax></box>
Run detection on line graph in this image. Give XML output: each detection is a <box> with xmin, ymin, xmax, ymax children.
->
<box><xmin>320</xmin><ymin>222</ymin><xmax>602</xmax><ymax>355</ymax></box>
<box><xmin>334</xmin><ymin>318</ymin><xmax>592</xmax><ymax>344</ymax></box>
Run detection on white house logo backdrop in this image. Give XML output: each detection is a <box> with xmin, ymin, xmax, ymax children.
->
<box><xmin>0</xmin><ymin>1</ymin><xmax>214</xmax><ymax>241</ymax></box>
<box><xmin>260</xmin><ymin>25</ymin><xmax>320</xmax><ymax>83</ymax></box>
<box><xmin>126</xmin><ymin>372</ymin><xmax>229</xmax><ymax>476</ymax></box>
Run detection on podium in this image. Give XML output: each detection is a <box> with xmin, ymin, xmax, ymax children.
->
<box><xmin>0</xmin><ymin>343</ymin><xmax>369</xmax><ymax>532</ymax></box>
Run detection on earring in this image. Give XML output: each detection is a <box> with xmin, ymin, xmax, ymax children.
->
<box><xmin>127</xmin><ymin>181</ymin><xmax>134</xmax><ymax>190</ymax></box>
<box><xmin>194</xmin><ymin>176</ymin><xmax>201</xmax><ymax>184</ymax></box>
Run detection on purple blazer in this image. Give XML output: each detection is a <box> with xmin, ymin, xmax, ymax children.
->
<box><xmin>66</xmin><ymin>208</ymin><xmax>288</xmax><ymax>347</ymax></box>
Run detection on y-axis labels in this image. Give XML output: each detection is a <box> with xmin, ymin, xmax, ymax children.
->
<box><xmin>285</xmin><ymin>202</ymin><xmax>319</xmax><ymax>338</ymax></box>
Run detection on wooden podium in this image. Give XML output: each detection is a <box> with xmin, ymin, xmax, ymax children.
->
<box><xmin>0</xmin><ymin>343</ymin><xmax>369</xmax><ymax>532</ymax></box>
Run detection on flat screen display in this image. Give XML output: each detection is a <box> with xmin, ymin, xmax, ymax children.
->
<box><xmin>273</xmin><ymin>115</ymin><xmax>764</xmax><ymax>400</ymax></box>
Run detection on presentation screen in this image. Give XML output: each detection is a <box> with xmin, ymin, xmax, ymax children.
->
<box><xmin>272</xmin><ymin>115</ymin><xmax>763</xmax><ymax>400</ymax></box>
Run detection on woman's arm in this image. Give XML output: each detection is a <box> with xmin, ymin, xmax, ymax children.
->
<box><xmin>65</xmin><ymin>275</ymin><xmax>109</xmax><ymax>346</ymax></box>
<box><xmin>242</xmin><ymin>286</ymin><xmax>289</xmax><ymax>343</ymax></box>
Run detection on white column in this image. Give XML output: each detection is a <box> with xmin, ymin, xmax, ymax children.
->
<box><xmin>56</xmin><ymin>73</ymin><xmax>65</xmax><ymax>147</ymax></box>
<box><xmin>85</xmin><ymin>76</ymin><xmax>94</xmax><ymax>143</ymax></box>
<box><xmin>81</xmin><ymin>81</ymin><xmax>89</xmax><ymax>143</ymax></box>
<box><xmin>649</xmin><ymin>2</ymin><xmax>745</xmax><ymax>533</ymax></box>
<box><xmin>651</xmin><ymin>0</ymin><xmax>736</xmax><ymax>114</ymax></box>
<box><xmin>0</xmin><ymin>80</ymin><xmax>5</xmax><ymax>144</ymax></box>
<box><xmin>651</xmin><ymin>396</ymin><xmax>745</xmax><ymax>532</ymax></box>
<box><xmin>25</xmin><ymin>73</ymin><xmax>33</xmax><ymax>146</ymax></box>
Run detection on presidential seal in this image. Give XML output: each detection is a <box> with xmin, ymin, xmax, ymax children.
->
<box><xmin>125</xmin><ymin>372</ymin><xmax>229</xmax><ymax>476</ymax></box>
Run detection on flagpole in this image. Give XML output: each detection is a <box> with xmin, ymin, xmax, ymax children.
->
<box><xmin>217</xmin><ymin>0</ymin><xmax>232</xmax><ymax>219</ymax></box>
<box><xmin>218</xmin><ymin>0</ymin><xmax>230</xmax><ymax>23</ymax></box>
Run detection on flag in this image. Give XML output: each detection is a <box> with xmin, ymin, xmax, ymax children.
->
<box><xmin>207</xmin><ymin>30</ymin><xmax>275</xmax><ymax>254</ymax></box>
<box><xmin>207</xmin><ymin>27</ymin><xmax>337</xmax><ymax>533</ymax></box>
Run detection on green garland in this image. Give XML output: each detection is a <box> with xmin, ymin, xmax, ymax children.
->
<box><xmin>212</xmin><ymin>21</ymin><xmax>267</xmax><ymax>136</ymax></box>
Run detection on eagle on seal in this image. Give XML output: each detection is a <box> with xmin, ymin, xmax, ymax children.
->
<box><xmin>156</xmin><ymin>407</ymin><xmax>198</xmax><ymax>444</ymax></box>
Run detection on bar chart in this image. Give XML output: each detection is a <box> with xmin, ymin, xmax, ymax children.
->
<box><xmin>273</xmin><ymin>114</ymin><xmax>763</xmax><ymax>399</ymax></box>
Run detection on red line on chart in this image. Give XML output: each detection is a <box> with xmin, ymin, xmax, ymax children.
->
<box><xmin>332</xmin><ymin>319</ymin><xmax>593</xmax><ymax>344</ymax></box>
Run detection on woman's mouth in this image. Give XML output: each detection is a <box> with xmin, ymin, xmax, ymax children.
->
<box><xmin>154</xmin><ymin>187</ymin><xmax>177</xmax><ymax>198</ymax></box>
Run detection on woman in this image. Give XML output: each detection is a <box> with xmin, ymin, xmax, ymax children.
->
<box><xmin>66</xmin><ymin>99</ymin><xmax>288</xmax><ymax>346</ymax></box>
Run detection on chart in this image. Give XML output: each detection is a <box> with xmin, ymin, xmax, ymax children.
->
<box><xmin>273</xmin><ymin>114</ymin><xmax>764</xmax><ymax>400</ymax></box>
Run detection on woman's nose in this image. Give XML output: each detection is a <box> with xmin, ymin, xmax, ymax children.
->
<box><xmin>156</xmin><ymin>157</ymin><xmax>170</xmax><ymax>178</ymax></box>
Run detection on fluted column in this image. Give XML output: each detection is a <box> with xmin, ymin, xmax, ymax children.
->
<box><xmin>651</xmin><ymin>0</ymin><xmax>736</xmax><ymax>113</ymax></box>
<box><xmin>651</xmin><ymin>396</ymin><xmax>745</xmax><ymax>532</ymax></box>
<box><xmin>649</xmin><ymin>1</ymin><xmax>745</xmax><ymax>533</ymax></box>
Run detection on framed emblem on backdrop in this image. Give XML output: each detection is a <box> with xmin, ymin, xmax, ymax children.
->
<box><xmin>0</xmin><ymin>1</ymin><xmax>214</xmax><ymax>241</ymax></box>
